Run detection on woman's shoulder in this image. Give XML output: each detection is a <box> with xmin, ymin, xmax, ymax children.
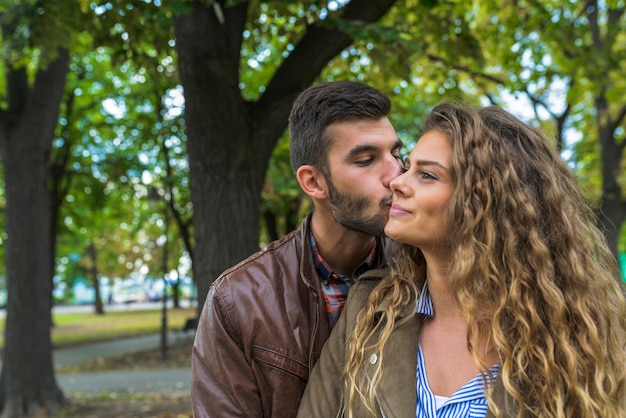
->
<box><xmin>348</xmin><ymin>268</ymin><xmax>388</xmax><ymax>304</ymax></box>
<box><xmin>358</xmin><ymin>268</ymin><xmax>388</xmax><ymax>281</ymax></box>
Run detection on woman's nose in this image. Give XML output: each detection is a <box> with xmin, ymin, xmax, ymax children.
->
<box><xmin>390</xmin><ymin>172</ymin><xmax>406</xmax><ymax>195</ymax></box>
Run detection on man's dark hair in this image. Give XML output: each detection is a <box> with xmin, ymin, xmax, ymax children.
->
<box><xmin>288</xmin><ymin>81</ymin><xmax>391</xmax><ymax>176</ymax></box>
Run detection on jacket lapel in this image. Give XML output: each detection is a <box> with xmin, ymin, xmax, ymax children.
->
<box><xmin>364</xmin><ymin>311</ymin><xmax>421</xmax><ymax>418</ymax></box>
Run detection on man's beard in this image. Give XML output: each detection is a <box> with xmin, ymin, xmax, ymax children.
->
<box><xmin>327</xmin><ymin>178</ymin><xmax>388</xmax><ymax>236</ymax></box>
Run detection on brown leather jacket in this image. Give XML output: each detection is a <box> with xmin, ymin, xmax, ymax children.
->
<box><xmin>297</xmin><ymin>273</ymin><xmax>523</xmax><ymax>418</ymax></box>
<box><xmin>191</xmin><ymin>214</ymin><xmax>388</xmax><ymax>418</ymax></box>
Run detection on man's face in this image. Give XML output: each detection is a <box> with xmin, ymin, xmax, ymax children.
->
<box><xmin>323</xmin><ymin>117</ymin><xmax>403</xmax><ymax>236</ymax></box>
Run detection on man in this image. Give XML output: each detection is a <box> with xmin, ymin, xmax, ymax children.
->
<box><xmin>191</xmin><ymin>80</ymin><xmax>404</xmax><ymax>417</ymax></box>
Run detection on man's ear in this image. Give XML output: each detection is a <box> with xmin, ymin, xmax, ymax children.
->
<box><xmin>296</xmin><ymin>165</ymin><xmax>327</xmax><ymax>199</ymax></box>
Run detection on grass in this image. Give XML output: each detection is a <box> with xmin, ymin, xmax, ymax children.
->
<box><xmin>0</xmin><ymin>305</ymin><xmax>198</xmax><ymax>349</ymax></box>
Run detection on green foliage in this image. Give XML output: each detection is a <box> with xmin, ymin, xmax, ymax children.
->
<box><xmin>50</xmin><ymin>4</ymin><xmax>188</xmax><ymax>290</ymax></box>
<box><xmin>1</xmin><ymin>0</ymin><xmax>623</xmax><ymax>300</ymax></box>
<box><xmin>239</xmin><ymin>1</ymin><xmax>310</xmax><ymax>99</ymax></box>
<box><xmin>261</xmin><ymin>132</ymin><xmax>309</xmax><ymax>243</ymax></box>
<box><xmin>0</xmin><ymin>0</ymin><xmax>93</xmax><ymax>69</ymax></box>
<box><xmin>93</xmin><ymin>0</ymin><xmax>175</xmax><ymax>69</ymax></box>
<box><xmin>384</xmin><ymin>0</ymin><xmax>626</xmax><ymax>251</ymax></box>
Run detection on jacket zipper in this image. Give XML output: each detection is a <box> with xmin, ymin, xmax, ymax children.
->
<box><xmin>365</xmin><ymin>369</ymin><xmax>387</xmax><ymax>418</ymax></box>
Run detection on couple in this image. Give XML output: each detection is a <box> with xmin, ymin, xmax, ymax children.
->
<box><xmin>192</xmin><ymin>81</ymin><xmax>626</xmax><ymax>417</ymax></box>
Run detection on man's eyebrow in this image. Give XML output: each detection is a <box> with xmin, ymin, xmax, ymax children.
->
<box><xmin>347</xmin><ymin>144</ymin><xmax>378</xmax><ymax>156</ymax></box>
<box><xmin>347</xmin><ymin>138</ymin><xmax>403</xmax><ymax>157</ymax></box>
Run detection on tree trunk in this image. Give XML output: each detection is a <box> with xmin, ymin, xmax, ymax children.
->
<box><xmin>174</xmin><ymin>0</ymin><xmax>397</xmax><ymax>309</ymax></box>
<box><xmin>160</xmin><ymin>205</ymin><xmax>169</xmax><ymax>359</ymax></box>
<box><xmin>0</xmin><ymin>48</ymin><xmax>70</xmax><ymax>417</ymax></box>
<box><xmin>263</xmin><ymin>210</ymin><xmax>280</xmax><ymax>243</ymax></box>
<box><xmin>162</xmin><ymin>124</ymin><xmax>194</xmax><ymax>308</ymax></box>
<box><xmin>172</xmin><ymin>280</ymin><xmax>181</xmax><ymax>309</ymax></box>
<box><xmin>50</xmin><ymin>89</ymin><xmax>76</xmax><ymax>314</ymax></box>
<box><xmin>588</xmin><ymin>5</ymin><xmax>626</xmax><ymax>275</ymax></box>
<box><xmin>596</xmin><ymin>94</ymin><xmax>626</xmax><ymax>266</ymax></box>
<box><xmin>87</xmin><ymin>242</ymin><xmax>105</xmax><ymax>315</ymax></box>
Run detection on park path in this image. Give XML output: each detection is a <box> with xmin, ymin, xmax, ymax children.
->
<box><xmin>57</xmin><ymin>367</ymin><xmax>190</xmax><ymax>396</ymax></box>
<box><xmin>55</xmin><ymin>332</ymin><xmax>192</xmax><ymax>396</ymax></box>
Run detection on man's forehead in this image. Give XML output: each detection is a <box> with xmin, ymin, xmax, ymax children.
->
<box><xmin>325</xmin><ymin>119</ymin><xmax>398</xmax><ymax>150</ymax></box>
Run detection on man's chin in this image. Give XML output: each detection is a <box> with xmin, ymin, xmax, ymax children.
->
<box><xmin>340</xmin><ymin>219</ymin><xmax>387</xmax><ymax>237</ymax></box>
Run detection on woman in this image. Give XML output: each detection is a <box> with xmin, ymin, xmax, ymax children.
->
<box><xmin>297</xmin><ymin>103</ymin><xmax>626</xmax><ymax>418</ymax></box>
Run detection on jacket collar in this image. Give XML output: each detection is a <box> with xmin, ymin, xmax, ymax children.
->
<box><xmin>369</xmin><ymin>283</ymin><xmax>418</xmax><ymax>321</ymax></box>
<box><xmin>298</xmin><ymin>213</ymin><xmax>318</xmax><ymax>291</ymax></box>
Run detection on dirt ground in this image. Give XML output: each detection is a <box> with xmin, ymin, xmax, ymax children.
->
<box><xmin>54</xmin><ymin>395</ymin><xmax>192</xmax><ymax>418</ymax></box>
<box><xmin>51</xmin><ymin>340</ymin><xmax>194</xmax><ymax>418</ymax></box>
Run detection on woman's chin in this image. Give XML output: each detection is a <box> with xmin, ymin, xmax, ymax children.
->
<box><xmin>384</xmin><ymin>222</ymin><xmax>401</xmax><ymax>241</ymax></box>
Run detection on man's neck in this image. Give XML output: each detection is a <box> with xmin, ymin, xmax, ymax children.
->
<box><xmin>310</xmin><ymin>215</ymin><xmax>376</xmax><ymax>277</ymax></box>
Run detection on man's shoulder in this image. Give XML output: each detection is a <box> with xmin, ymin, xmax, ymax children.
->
<box><xmin>213</xmin><ymin>227</ymin><xmax>305</xmax><ymax>289</ymax></box>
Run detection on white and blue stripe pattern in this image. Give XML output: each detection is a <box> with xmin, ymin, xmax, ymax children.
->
<box><xmin>415</xmin><ymin>282</ymin><xmax>500</xmax><ymax>417</ymax></box>
<box><xmin>415</xmin><ymin>346</ymin><xmax>499</xmax><ymax>417</ymax></box>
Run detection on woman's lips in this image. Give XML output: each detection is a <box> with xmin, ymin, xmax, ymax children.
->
<box><xmin>389</xmin><ymin>202</ymin><xmax>409</xmax><ymax>216</ymax></box>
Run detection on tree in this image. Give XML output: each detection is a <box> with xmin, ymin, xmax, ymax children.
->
<box><xmin>472</xmin><ymin>0</ymin><xmax>626</xmax><ymax>260</ymax></box>
<box><xmin>375</xmin><ymin>0</ymin><xmax>626</xmax><ymax>263</ymax></box>
<box><xmin>0</xmin><ymin>12</ymin><xmax>70</xmax><ymax>418</ymax></box>
<box><xmin>0</xmin><ymin>1</ymin><xmax>181</xmax><ymax>413</ymax></box>
<box><xmin>54</xmin><ymin>43</ymin><xmax>190</xmax><ymax>312</ymax></box>
<box><xmin>173</xmin><ymin>0</ymin><xmax>399</xmax><ymax>309</ymax></box>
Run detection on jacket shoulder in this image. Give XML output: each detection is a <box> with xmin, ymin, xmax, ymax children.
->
<box><xmin>215</xmin><ymin>228</ymin><xmax>302</xmax><ymax>283</ymax></box>
<box><xmin>358</xmin><ymin>268</ymin><xmax>388</xmax><ymax>281</ymax></box>
<box><xmin>344</xmin><ymin>269</ymin><xmax>388</xmax><ymax>311</ymax></box>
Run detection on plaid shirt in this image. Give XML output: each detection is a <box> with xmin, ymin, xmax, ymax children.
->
<box><xmin>309</xmin><ymin>228</ymin><xmax>377</xmax><ymax>329</ymax></box>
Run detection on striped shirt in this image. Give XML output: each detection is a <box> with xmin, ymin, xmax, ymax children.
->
<box><xmin>309</xmin><ymin>228</ymin><xmax>377</xmax><ymax>329</ymax></box>
<box><xmin>415</xmin><ymin>283</ymin><xmax>500</xmax><ymax>417</ymax></box>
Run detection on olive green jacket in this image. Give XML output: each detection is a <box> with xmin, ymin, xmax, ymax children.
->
<box><xmin>297</xmin><ymin>270</ymin><xmax>522</xmax><ymax>418</ymax></box>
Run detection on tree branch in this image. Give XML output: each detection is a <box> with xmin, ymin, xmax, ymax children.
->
<box><xmin>256</xmin><ymin>0</ymin><xmax>397</xmax><ymax>118</ymax></box>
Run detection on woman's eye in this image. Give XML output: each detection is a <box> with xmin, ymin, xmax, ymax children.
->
<box><xmin>420</xmin><ymin>171</ymin><xmax>437</xmax><ymax>180</ymax></box>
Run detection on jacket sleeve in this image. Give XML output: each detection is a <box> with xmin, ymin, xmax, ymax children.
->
<box><xmin>191</xmin><ymin>282</ymin><xmax>262</xmax><ymax>417</ymax></box>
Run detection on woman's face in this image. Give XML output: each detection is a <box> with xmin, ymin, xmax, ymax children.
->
<box><xmin>385</xmin><ymin>130</ymin><xmax>454</xmax><ymax>250</ymax></box>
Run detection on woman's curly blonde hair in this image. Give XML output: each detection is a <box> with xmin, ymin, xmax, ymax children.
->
<box><xmin>341</xmin><ymin>103</ymin><xmax>626</xmax><ymax>418</ymax></box>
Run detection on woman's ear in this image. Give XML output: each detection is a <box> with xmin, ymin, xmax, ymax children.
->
<box><xmin>296</xmin><ymin>165</ymin><xmax>327</xmax><ymax>200</ymax></box>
